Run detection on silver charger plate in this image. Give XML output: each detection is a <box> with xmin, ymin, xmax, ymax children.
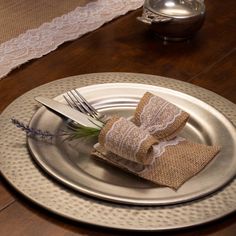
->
<box><xmin>27</xmin><ymin>83</ymin><xmax>236</xmax><ymax>206</ymax></box>
<box><xmin>0</xmin><ymin>73</ymin><xmax>236</xmax><ymax>231</ymax></box>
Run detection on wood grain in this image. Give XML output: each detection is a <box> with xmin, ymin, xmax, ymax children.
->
<box><xmin>190</xmin><ymin>50</ymin><xmax>236</xmax><ymax>103</ymax></box>
<box><xmin>0</xmin><ymin>181</ymin><xmax>15</xmax><ymax>211</ymax></box>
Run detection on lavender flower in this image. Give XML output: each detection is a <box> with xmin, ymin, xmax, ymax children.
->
<box><xmin>11</xmin><ymin>118</ymin><xmax>101</xmax><ymax>141</ymax></box>
<box><xmin>11</xmin><ymin>118</ymin><xmax>55</xmax><ymax>140</ymax></box>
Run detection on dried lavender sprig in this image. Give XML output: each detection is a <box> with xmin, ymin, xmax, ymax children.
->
<box><xmin>11</xmin><ymin>118</ymin><xmax>55</xmax><ymax>140</ymax></box>
<box><xmin>11</xmin><ymin>118</ymin><xmax>102</xmax><ymax>141</ymax></box>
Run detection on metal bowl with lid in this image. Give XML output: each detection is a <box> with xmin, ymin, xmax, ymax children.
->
<box><xmin>137</xmin><ymin>0</ymin><xmax>206</xmax><ymax>41</ymax></box>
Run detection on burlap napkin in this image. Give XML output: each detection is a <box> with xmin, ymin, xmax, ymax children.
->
<box><xmin>92</xmin><ymin>92</ymin><xmax>220</xmax><ymax>189</ymax></box>
<box><xmin>133</xmin><ymin>92</ymin><xmax>190</xmax><ymax>141</ymax></box>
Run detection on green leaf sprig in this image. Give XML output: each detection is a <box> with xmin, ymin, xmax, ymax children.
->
<box><xmin>63</xmin><ymin>122</ymin><xmax>102</xmax><ymax>141</ymax></box>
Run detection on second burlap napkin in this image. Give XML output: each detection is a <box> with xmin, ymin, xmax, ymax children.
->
<box><xmin>92</xmin><ymin>92</ymin><xmax>220</xmax><ymax>189</ymax></box>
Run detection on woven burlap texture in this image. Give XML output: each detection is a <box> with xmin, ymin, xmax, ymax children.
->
<box><xmin>93</xmin><ymin>92</ymin><xmax>220</xmax><ymax>189</ymax></box>
<box><xmin>0</xmin><ymin>0</ymin><xmax>92</xmax><ymax>44</ymax></box>
<box><xmin>134</xmin><ymin>92</ymin><xmax>190</xmax><ymax>140</ymax></box>
<box><xmin>99</xmin><ymin>116</ymin><xmax>158</xmax><ymax>165</ymax></box>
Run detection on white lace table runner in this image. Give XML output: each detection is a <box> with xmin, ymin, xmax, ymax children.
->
<box><xmin>0</xmin><ymin>0</ymin><xmax>144</xmax><ymax>79</ymax></box>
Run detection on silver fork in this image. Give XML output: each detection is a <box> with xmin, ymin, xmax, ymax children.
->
<box><xmin>63</xmin><ymin>89</ymin><xmax>107</xmax><ymax>123</ymax></box>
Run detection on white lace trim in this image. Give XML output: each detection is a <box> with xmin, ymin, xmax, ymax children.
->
<box><xmin>0</xmin><ymin>0</ymin><xmax>144</xmax><ymax>79</ymax></box>
<box><xmin>137</xmin><ymin>136</ymin><xmax>186</xmax><ymax>174</ymax></box>
<box><xmin>107</xmin><ymin>137</ymin><xmax>186</xmax><ymax>174</ymax></box>
<box><xmin>151</xmin><ymin>136</ymin><xmax>186</xmax><ymax>158</ymax></box>
<box><xmin>105</xmin><ymin>117</ymin><xmax>151</xmax><ymax>163</ymax></box>
<box><xmin>140</xmin><ymin>95</ymin><xmax>182</xmax><ymax>133</ymax></box>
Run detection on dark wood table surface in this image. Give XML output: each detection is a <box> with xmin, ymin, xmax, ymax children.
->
<box><xmin>0</xmin><ymin>1</ymin><xmax>235</xmax><ymax>235</ymax></box>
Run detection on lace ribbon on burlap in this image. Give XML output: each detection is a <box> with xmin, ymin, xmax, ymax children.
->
<box><xmin>0</xmin><ymin>0</ymin><xmax>145</xmax><ymax>79</ymax></box>
<box><xmin>133</xmin><ymin>92</ymin><xmax>189</xmax><ymax>140</ymax></box>
<box><xmin>92</xmin><ymin>92</ymin><xmax>220</xmax><ymax>189</ymax></box>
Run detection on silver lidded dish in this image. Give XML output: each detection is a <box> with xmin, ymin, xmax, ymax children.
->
<box><xmin>137</xmin><ymin>0</ymin><xmax>206</xmax><ymax>41</ymax></box>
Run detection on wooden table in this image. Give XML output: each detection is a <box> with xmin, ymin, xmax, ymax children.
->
<box><xmin>0</xmin><ymin>1</ymin><xmax>235</xmax><ymax>235</ymax></box>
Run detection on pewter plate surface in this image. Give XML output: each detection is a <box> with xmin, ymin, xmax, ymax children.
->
<box><xmin>1</xmin><ymin>73</ymin><xmax>236</xmax><ymax>230</ymax></box>
<box><xmin>27</xmin><ymin>83</ymin><xmax>236</xmax><ymax>205</ymax></box>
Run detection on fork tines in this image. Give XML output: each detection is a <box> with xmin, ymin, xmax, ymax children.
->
<box><xmin>63</xmin><ymin>89</ymin><xmax>99</xmax><ymax>120</ymax></box>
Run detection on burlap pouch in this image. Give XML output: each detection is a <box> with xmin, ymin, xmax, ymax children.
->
<box><xmin>92</xmin><ymin>92</ymin><xmax>220</xmax><ymax>189</ymax></box>
<box><xmin>133</xmin><ymin>92</ymin><xmax>190</xmax><ymax>140</ymax></box>
<box><xmin>99</xmin><ymin>116</ymin><xmax>158</xmax><ymax>165</ymax></box>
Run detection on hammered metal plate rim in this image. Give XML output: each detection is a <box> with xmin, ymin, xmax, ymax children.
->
<box><xmin>0</xmin><ymin>72</ymin><xmax>236</xmax><ymax>231</ymax></box>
